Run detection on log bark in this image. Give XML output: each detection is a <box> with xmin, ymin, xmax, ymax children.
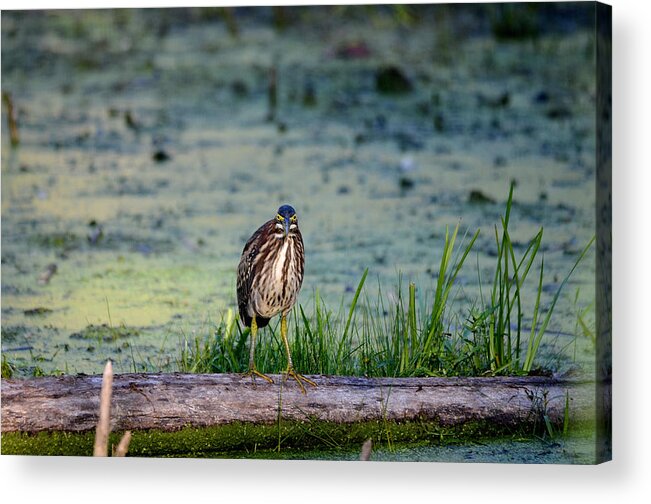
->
<box><xmin>1</xmin><ymin>373</ymin><xmax>595</xmax><ymax>434</ymax></box>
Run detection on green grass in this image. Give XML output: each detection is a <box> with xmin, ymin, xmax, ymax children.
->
<box><xmin>178</xmin><ymin>185</ymin><xmax>595</xmax><ymax>378</ymax></box>
<box><xmin>2</xmin><ymin>354</ymin><xmax>15</xmax><ymax>379</ymax></box>
<box><xmin>464</xmin><ymin>185</ymin><xmax>595</xmax><ymax>375</ymax></box>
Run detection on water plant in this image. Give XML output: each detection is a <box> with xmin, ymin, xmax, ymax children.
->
<box><xmin>464</xmin><ymin>185</ymin><xmax>595</xmax><ymax>375</ymax></box>
<box><xmin>2</xmin><ymin>354</ymin><xmax>15</xmax><ymax>379</ymax></box>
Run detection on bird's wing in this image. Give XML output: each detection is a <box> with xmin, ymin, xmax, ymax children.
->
<box><xmin>236</xmin><ymin>221</ymin><xmax>268</xmax><ymax>326</ymax></box>
<box><xmin>296</xmin><ymin>229</ymin><xmax>305</xmax><ymax>287</ymax></box>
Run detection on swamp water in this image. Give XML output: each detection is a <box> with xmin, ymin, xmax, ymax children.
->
<box><xmin>1</xmin><ymin>7</ymin><xmax>599</xmax><ymax>462</ymax></box>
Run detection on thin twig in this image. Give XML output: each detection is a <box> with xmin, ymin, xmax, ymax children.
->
<box><xmin>93</xmin><ymin>360</ymin><xmax>113</xmax><ymax>456</ymax></box>
<box><xmin>113</xmin><ymin>431</ymin><xmax>131</xmax><ymax>457</ymax></box>
<box><xmin>37</xmin><ymin>263</ymin><xmax>57</xmax><ymax>285</ymax></box>
<box><xmin>221</xmin><ymin>8</ymin><xmax>239</xmax><ymax>38</ymax></box>
<box><xmin>360</xmin><ymin>438</ymin><xmax>373</xmax><ymax>461</ymax></box>
<box><xmin>267</xmin><ymin>64</ymin><xmax>277</xmax><ymax>122</ymax></box>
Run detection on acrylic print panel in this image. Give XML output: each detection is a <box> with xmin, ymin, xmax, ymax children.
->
<box><xmin>1</xmin><ymin>3</ymin><xmax>611</xmax><ymax>463</ymax></box>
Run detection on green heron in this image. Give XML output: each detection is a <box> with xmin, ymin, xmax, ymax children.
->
<box><xmin>236</xmin><ymin>204</ymin><xmax>316</xmax><ymax>393</ymax></box>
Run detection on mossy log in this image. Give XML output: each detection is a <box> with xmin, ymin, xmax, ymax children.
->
<box><xmin>1</xmin><ymin>373</ymin><xmax>594</xmax><ymax>434</ymax></box>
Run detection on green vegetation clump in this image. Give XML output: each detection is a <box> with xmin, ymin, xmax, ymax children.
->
<box><xmin>23</xmin><ymin>307</ymin><xmax>54</xmax><ymax>317</ymax></box>
<box><xmin>69</xmin><ymin>324</ymin><xmax>140</xmax><ymax>342</ymax></box>
<box><xmin>2</xmin><ymin>354</ymin><xmax>15</xmax><ymax>378</ymax></box>
<box><xmin>1</xmin><ymin>326</ymin><xmax>24</xmax><ymax>343</ymax></box>
<box><xmin>33</xmin><ymin>231</ymin><xmax>80</xmax><ymax>250</ymax></box>
<box><xmin>491</xmin><ymin>4</ymin><xmax>540</xmax><ymax>41</ymax></box>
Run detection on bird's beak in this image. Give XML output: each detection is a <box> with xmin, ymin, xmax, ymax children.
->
<box><xmin>284</xmin><ymin>219</ymin><xmax>290</xmax><ymax>237</ymax></box>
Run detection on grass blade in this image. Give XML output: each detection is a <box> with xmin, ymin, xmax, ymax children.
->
<box><xmin>523</xmin><ymin>235</ymin><xmax>596</xmax><ymax>372</ymax></box>
<box><xmin>336</xmin><ymin>268</ymin><xmax>368</xmax><ymax>365</ymax></box>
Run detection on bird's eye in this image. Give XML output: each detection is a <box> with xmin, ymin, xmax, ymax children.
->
<box><xmin>276</xmin><ymin>214</ymin><xmax>283</xmax><ymax>221</ymax></box>
<box><xmin>290</xmin><ymin>215</ymin><xmax>297</xmax><ymax>222</ymax></box>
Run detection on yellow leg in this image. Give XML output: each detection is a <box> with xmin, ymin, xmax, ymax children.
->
<box><xmin>280</xmin><ymin>314</ymin><xmax>316</xmax><ymax>394</ymax></box>
<box><xmin>243</xmin><ymin>314</ymin><xmax>273</xmax><ymax>384</ymax></box>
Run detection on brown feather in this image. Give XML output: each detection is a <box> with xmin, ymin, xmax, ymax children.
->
<box><xmin>236</xmin><ymin>217</ymin><xmax>304</xmax><ymax>328</ymax></box>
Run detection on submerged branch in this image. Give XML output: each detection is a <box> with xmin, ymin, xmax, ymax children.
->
<box><xmin>2</xmin><ymin>91</ymin><xmax>20</xmax><ymax>147</ymax></box>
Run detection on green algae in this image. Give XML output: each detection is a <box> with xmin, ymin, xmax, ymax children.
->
<box><xmin>0</xmin><ymin>417</ymin><xmax>559</xmax><ymax>458</ymax></box>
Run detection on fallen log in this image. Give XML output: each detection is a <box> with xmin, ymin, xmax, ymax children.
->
<box><xmin>1</xmin><ymin>373</ymin><xmax>595</xmax><ymax>434</ymax></box>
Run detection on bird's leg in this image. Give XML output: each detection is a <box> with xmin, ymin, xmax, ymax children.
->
<box><xmin>280</xmin><ymin>314</ymin><xmax>316</xmax><ymax>394</ymax></box>
<box><xmin>243</xmin><ymin>314</ymin><xmax>273</xmax><ymax>384</ymax></box>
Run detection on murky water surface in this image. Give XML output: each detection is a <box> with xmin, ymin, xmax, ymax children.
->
<box><xmin>245</xmin><ymin>434</ymin><xmax>597</xmax><ymax>464</ymax></box>
<box><xmin>2</xmin><ymin>7</ymin><xmax>598</xmax><ymax>462</ymax></box>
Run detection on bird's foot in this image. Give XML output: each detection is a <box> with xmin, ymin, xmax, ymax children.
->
<box><xmin>283</xmin><ymin>367</ymin><xmax>317</xmax><ymax>394</ymax></box>
<box><xmin>242</xmin><ymin>368</ymin><xmax>274</xmax><ymax>386</ymax></box>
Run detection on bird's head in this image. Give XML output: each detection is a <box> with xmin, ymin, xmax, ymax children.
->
<box><xmin>274</xmin><ymin>204</ymin><xmax>298</xmax><ymax>238</ymax></box>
